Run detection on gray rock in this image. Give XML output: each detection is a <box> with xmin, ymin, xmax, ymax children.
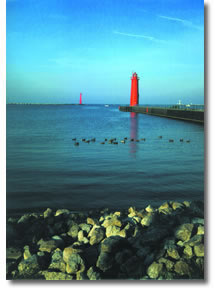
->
<box><xmin>174</xmin><ymin>260</ymin><xmax>191</xmax><ymax>277</ymax></box>
<box><xmin>43</xmin><ymin>208</ymin><xmax>53</xmax><ymax>218</ymax></box>
<box><xmin>189</xmin><ymin>201</ymin><xmax>204</xmax><ymax>218</ymax></box>
<box><xmin>55</xmin><ymin>209</ymin><xmax>70</xmax><ymax>217</ymax></box>
<box><xmin>38</xmin><ymin>239</ymin><xmax>58</xmax><ymax>253</ymax></box>
<box><xmin>17</xmin><ymin>213</ymin><xmax>38</xmax><ymax>224</ymax></box>
<box><xmin>115</xmin><ymin>249</ymin><xmax>133</xmax><ymax>265</ymax></box>
<box><xmin>63</xmin><ymin>246</ymin><xmax>83</xmax><ymax>263</ymax></box>
<box><xmin>143</xmin><ymin>253</ymin><xmax>155</xmax><ymax>267</ymax></box>
<box><xmin>87</xmin><ymin>266</ymin><xmax>102</xmax><ymax>280</ymax></box>
<box><xmin>136</xmin><ymin>247</ymin><xmax>151</xmax><ymax>259</ymax></box>
<box><xmin>192</xmin><ymin>218</ymin><xmax>204</xmax><ymax>225</ymax></box>
<box><xmin>194</xmin><ymin>244</ymin><xmax>204</xmax><ymax>257</ymax></box>
<box><xmin>158</xmin><ymin>202</ymin><xmax>172</xmax><ymax>215</ymax></box>
<box><xmin>100</xmin><ymin>236</ymin><xmax>127</xmax><ymax>253</ymax></box>
<box><xmin>158</xmin><ymin>258</ymin><xmax>174</xmax><ymax>271</ymax></box>
<box><xmin>67</xmin><ymin>223</ymin><xmax>80</xmax><ymax>238</ymax></box>
<box><xmin>23</xmin><ymin>245</ymin><xmax>32</xmax><ymax>260</ymax></box>
<box><xmin>76</xmin><ymin>271</ymin><xmax>88</xmax><ymax>280</ymax></box>
<box><xmin>51</xmin><ymin>235</ymin><xmax>64</xmax><ymax>247</ymax></box>
<box><xmin>145</xmin><ymin>205</ymin><xmax>154</xmax><ymax>213</ymax></box>
<box><xmin>89</xmin><ymin>226</ymin><xmax>104</xmax><ymax>245</ymax></box>
<box><xmin>120</xmin><ymin>256</ymin><xmax>143</xmax><ymax>278</ymax></box>
<box><xmin>18</xmin><ymin>254</ymin><xmax>40</xmax><ymax>277</ymax></box>
<box><xmin>183</xmin><ymin>245</ymin><xmax>193</xmax><ymax>258</ymax></box>
<box><xmin>172</xmin><ymin>202</ymin><xmax>184</xmax><ymax>210</ymax></box>
<box><xmin>49</xmin><ymin>248</ymin><xmax>66</xmax><ymax>272</ymax></box>
<box><xmin>141</xmin><ymin>213</ymin><xmax>153</xmax><ymax>227</ymax></box>
<box><xmin>79</xmin><ymin>223</ymin><xmax>92</xmax><ymax>233</ymax></box>
<box><xmin>6</xmin><ymin>247</ymin><xmax>22</xmax><ymax>261</ymax></box>
<box><xmin>147</xmin><ymin>262</ymin><xmax>163</xmax><ymax>279</ymax></box>
<box><xmin>106</xmin><ymin>225</ymin><xmax>121</xmax><ymax>237</ymax></box>
<box><xmin>42</xmin><ymin>271</ymin><xmax>73</xmax><ymax>280</ymax></box>
<box><xmin>185</xmin><ymin>235</ymin><xmax>203</xmax><ymax>247</ymax></box>
<box><xmin>197</xmin><ymin>225</ymin><xmax>204</xmax><ymax>235</ymax></box>
<box><xmin>102</xmin><ymin>215</ymin><xmax>122</xmax><ymax>228</ymax></box>
<box><xmin>78</xmin><ymin>230</ymin><xmax>89</xmax><ymax>244</ymax></box>
<box><xmin>96</xmin><ymin>251</ymin><xmax>114</xmax><ymax>272</ymax></box>
<box><xmin>66</xmin><ymin>253</ymin><xmax>85</xmax><ymax>274</ymax></box>
<box><xmin>175</xmin><ymin>223</ymin><xmax>194</xmax><ymax>242</ymax></box>
<box><xmin>166</xmin><ymin>247</ymin><xmax>180</xmax><ymax>260</ymax></box>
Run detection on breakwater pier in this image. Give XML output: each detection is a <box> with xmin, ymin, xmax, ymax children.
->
<box><xmin>119</xmin><ymin>106</ymin><xmax>204</xmax><ymax>124</ymax></box>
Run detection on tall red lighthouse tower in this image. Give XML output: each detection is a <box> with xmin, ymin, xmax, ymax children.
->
<box><xmin>79</xmin><ymin>93</ymin><xmax>82</xmax><ymax>105</ymax></box>
<box><xmin>130</xmin><ymin>72</ymin><xmax>139</xmax><ymax>106</ymax></box>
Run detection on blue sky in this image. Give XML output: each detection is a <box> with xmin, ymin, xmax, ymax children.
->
<box><xmin>6</xmin><ymin>0</ymin><xmax>204</xmax><ymax>104</ymax></box>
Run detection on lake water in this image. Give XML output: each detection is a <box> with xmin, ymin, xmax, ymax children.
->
<box><xmin>6</xmin><ymin>104</ymin><xmax>204</xmax><ymax>216</ymax></box>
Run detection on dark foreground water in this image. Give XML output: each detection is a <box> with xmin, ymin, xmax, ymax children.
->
<box><xmin>6</xmin><ymin>104</ymin><xmax>204</xmax><ymax>216</ymax></box>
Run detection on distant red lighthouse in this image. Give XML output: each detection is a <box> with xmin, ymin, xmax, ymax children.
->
<box><xmin>130</xmin><ymin>72</ymin><xmax>139</xmax><ymax>106</ymax></box>
<box><xmin>79</xmin><ymin>93</ymin><xmax>82</xmax><ymax>105</ymax></box>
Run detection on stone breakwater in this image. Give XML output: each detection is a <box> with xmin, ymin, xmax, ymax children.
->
<box><xmin>6</xmin><ymin>201</ymin><xmax>204</xmax><ymax>280</ymax></box>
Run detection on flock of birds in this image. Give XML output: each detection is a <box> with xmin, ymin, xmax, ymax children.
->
<box><xmin>72</xmin><ymin>136</ymin><xmax>191</xmax><ymax>146</ymax></box>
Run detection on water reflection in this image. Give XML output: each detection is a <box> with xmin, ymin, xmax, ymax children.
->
<box><xmin>130</xmin><ymin>112</ymin><xmax>138</xmax><ymax>155</ymax></box>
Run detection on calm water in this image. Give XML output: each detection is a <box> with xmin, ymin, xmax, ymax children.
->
<box><xmin>6</xmin><ymin>104</ymin><xmax>204</xmax><ymax>215</ymax></box>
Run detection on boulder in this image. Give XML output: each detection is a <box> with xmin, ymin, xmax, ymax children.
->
<box><xmin>87</xmin><ymin>266</ymin><xmax>102</xmax><ymax>280</ymax></box>
<box><xmin>67</xmin><ymin>223</ymin><xmax>80</xmax><ymax>238</ymax></box>
<box><xmin>102</xmin><ymin>216</ymin><xmax>122</xmax><ymax>228</ymax></box>
<box><xmin>89</xmin><ymin>226</ymin><xmax>104</xmax><ymax>245</ymax></box>
<box><xmin>63</xmin><ymin>246</ymin><xmax>83</xmax><ymax>263</ymax></box>
<box><xmin>38</xmin><ymin>239</ymin><xmax>58</xmax><ymax>253</ymax></box>
<box><xmin>141</xmin><ymin>213</ymin><xmax>153</xmax><ymax>227</ymax></box>
<box><xmin>79</xmin><ymin>223</ymin><xmax>92</xmax><ymax>234</ymax></box>
<box><xmin>120</xmin><ymin>255</ymin><xmax>143</xmax><ymax>278</ymax></box>
<box><xmin>174</xmin><ymin>260</ymin><xmax>191</xmax><ymax>276</ymax></box>
<box><xmin>55</xmin><ymin>209</ymin><xmax>70</xmax><ymax>217</ymax></box>
<box><xmin>100</xmin><ymin>236</ymin><xmax>127</xmax><ymax>253</ymax></box>
<box><xmin>51</xmin><ymin>235</ymin><xmax>64</xmax><ymax>247</ymax></box>
<box><xmin>183</xmin><ymin>245</ymin><xmax>193</xmax><ymax>258</ymax></box>
<box><xmin>87</xmin><ymin>217</ymin><xmax>98</xmax><ymax>226</ymax></box>
<box><xmin>78</xmin><ymin>230</ymin><xmax>89</xmax><ymax>244</ymax></box>
<box><xmin>145</xmin><ymin>205</ymin><xmax>154</xmax><ymax>213</ymax></box>
<box><xmin>49</xmin><ymin>249</ymin><xmax>66</xmax><ymax>272</ymax></box>
<box><xmin>147</xmin><ymin>262</ymin><xmax>163</xmax><ymax>279</ymax></box>
<box><xmin>23</xmin><ymin>245</ymin><xmax>32</xmax><ymax>260</ymax></box>
<box><xmin>43</xmin><ymin>208</ymin><xmax>53</xmax><ymax>218</ymax></box>
<box><xmin>194</xmin><ymin>244</ymin><xmax>204</xmax><ymax>257</ymax></box>
<box><xmin>189</xmin><ymin>201</ymin><xmax>204</xmax><ymax>218</ymax></box>
<box><xmin>6</xmin><ymin>247</ymin><xmax>22</xmax><ymax>261</ymax></box>
<box><xmin>66</xmin><ymin>253</ymin><xmax>85</xmax><ymax>274</ymax></box>
<box><xmin>76</xmin><ymin>271</ymin><xmax>88</xmax><ymax>280</ymax></box>
<box><xmin>42</xmin><ymin>271</ymin><xmax>73</xmax><ymax>280</ymax></box>
<box><xmin>183</xmin><ymin>201</ymin><xmax>191</xmax><ymax>208</ymax></box>
<box><xmin>172</xmin><ymin>202</ymin><xmax>184</xmax><ymax>211</ymax></box>
<box><xmin>197</xmin><ymin>225</ymin><xmax>204</xmax><ymax>235</ymax></box>
<box><xmin>175</xmin><ymin>223</ymin><xmax>194</xmax><ymax>242</ymax></box>
<box><xmin>158</xmin><ymin>258</ymin><xmax>174</xmax><ymax>271</ymax></box>
<box><xmin>166</xmin><ymin>247</ymin><xmax>180</xmax><ymax>260</ymax></box>
<box><xmin>115</xmin><ymin>249</ymin><xmax>133</xmax><ymax>265</ymax></box>
<box><xmin>185</xmin><ymin>235</ymin><xmax>203</xmax><ymax>247</ymax></box>
<box><xmin>192</xmin><ymin>218</ymin><xmax>204</xmax><ymax>225</ymax></box>
<box><xmin>106</xmin><ymin>225</ymin><xmax>121</xmax><ymax>237</ymax></box>
<box><xmin>96</xmin><ymin>251</ymin><xmax>114</xmax><ymax>272</ymax></box>
<box><xmin>18</xmin><ymin>254</ymin><xmax>40</xmax><ymax>278</ymax></box>
<box><xmin>17</xmin><ymin>213</ymin><xmax>39</xmax><ymax>225</ymax></box>
<box><xmin>158</xmin><ymin>202</ymin><xmax>172</xmax><ymax>215</ymax></box>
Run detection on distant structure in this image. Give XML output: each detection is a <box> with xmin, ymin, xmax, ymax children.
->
<box><xmin>130</xmin><ymin>72</ymin><xmax>139</xmax><ymax>106</ymax></box>
<box><xmin>79</xmin><ymin>93</ymin><xmax>82</xmax><ymax>105</ymax></box>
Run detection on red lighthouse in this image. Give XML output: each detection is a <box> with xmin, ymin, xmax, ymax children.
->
<box><xmin>130</xmin><ymin>72</ymin><xmax>139</xmax><ymax>106</ymax></box>
<box><xmin>79</xmin><ymin>93</ymin><xmax>82</xmax><ymax>105</ymax></box>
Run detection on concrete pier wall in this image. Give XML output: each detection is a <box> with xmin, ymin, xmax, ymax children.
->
<box><xmin>119</xmin><ymin>106</ymin><xmax>204</xmax><ymax>124</ymax></box>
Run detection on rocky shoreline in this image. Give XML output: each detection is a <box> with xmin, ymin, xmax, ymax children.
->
<box><xmin>6</xmin><ymin>200</ymin><xmax>204</xmax><ymax>280</ymax></box>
